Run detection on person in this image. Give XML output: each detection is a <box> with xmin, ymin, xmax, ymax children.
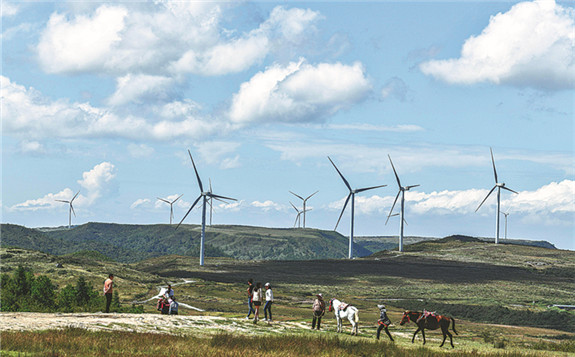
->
<box><xmin>263</xmin><ymin>282</ymin><xmax>274</xmax><ymax>322</ymax></box>
<box><xmin>246</xmin><ymin>279</ymin><xmax>255</xmax><ymax>319</ymax></box>
<box><xmin>376</xmin><ymin>304</ymin><xmax>394</xmax><ymax>341</ymax></box>
<box><xmin>103</xmin><ymin>274</ymin><xmax>114</xmax><ymax>313</ymax></box>
<box><xmin>311</xmin><ymin>293</ymin><xmax>325</xmax><ymax>330</ymax></box>
<box><xmin>252</xmin><ymin>282</ymin><xmax>263</xmax><ymax>324</ymax></box>
<box><xmin>164</xmin><ymin>284</ymin><xmax>174</xmax><ymax>299</ymax></box>
<box><xmin>169</xmin><ymin>297</ymin><xmax>179</xmax><ymax>315</ymax></box>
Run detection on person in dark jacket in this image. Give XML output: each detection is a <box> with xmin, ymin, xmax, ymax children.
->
<box><xmin>246</xmin><ymin>278</ymin><xmax>255</xmax><ymax>319</ymax></box>
<box><xmin>376</xmin><ymin>304</ymin><xmax>394</xmax><ymax>341</ymax></box>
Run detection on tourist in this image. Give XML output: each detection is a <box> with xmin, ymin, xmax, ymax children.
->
<box><xmin>103</xmin><ymin>274</ymin><xmax>114</xmax><ymax>313</ymax></box>
<box><xmin>376</xmin><ymin>304</ymin><xmax>394</xmax><ymax>341</ymax></box>
<box><xmin>252</xmin><ymin>282</ymin><xmax>263</xmax><ymax>323</ymax></box>
<box><xmin>263</xmin><ymin>282</ymin><xmax>274</xmax><ymax>322</ymax></box>
<box><xmin>311</xmin><ymin>293</ymin><xmax>325</xmax><ymax>330</ymax></box>
<box><xmin>246</xmin><ymin>278</ymin><xmax>255</xmax><ymax>319</ymax></box>
<box><xmin>169</xmin><ymin>297</ymin><xmax>179</xmax><ymax>315</ymax></box>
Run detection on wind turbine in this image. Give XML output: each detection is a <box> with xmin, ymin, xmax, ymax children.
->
<box><xmin>208</xmin><ymin>179</ymin><xmax>214</xmax><ymax>226</ymax></box>
<box><xmin>475</xmin><ymin>148</ymin><xmax>518</xmax><ymax>244</ymax></box>
<box><xmin>290</xmin><ymin>202</ymin><xmax>311</xmax><ymax>228</ymax></box>
<box><xmin>502</xmin><ymin>212</ymin><xmax>509</xmax><ymax>240</ymax></box>
<box><xmin>386</xmin><ymin>155</ymin><xmax>420</xmax><ymax>252</ymax></box>
<box><xmin>157</xmin><ymin>194</ymin><xmax>183</xmax><ymax>225</ymax></box>
<box><xmin>328</xmin><ymin>156</ymin><xmax>386</xmax><ymax>259</ymax></box>
<box><xmin>289</xmin><ymin>190</ymin><xmax>318</xmax><ymax>228</ymax></box>
<box><xmin>56</xmin><ymin>191</ymin><xmax>80</xmax><ymax>229</ymax></box>
<box><xmin>177</xmin><ymin>150</ymin><xmax>237</xmax><ymax>266</ymax></box>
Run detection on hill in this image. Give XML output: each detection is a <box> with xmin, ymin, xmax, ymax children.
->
<box><xmin>1</xmin><ymin>223</ymin><xmax>371</xmax><ymax>263</ymax></box>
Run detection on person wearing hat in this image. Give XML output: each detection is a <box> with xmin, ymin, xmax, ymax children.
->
<box><xmin>376</xmin><ymin>304</ymin><xmax>394</xmax><ymax>341</ymax></box>
<box><xmin>263</xmin><ymin>282</ymin><xmax>274</xmax><ymax>322</ymax></box>
<box><xmin>311</xmin><ymin>293</ymin><xmax>326</xmax><ymax>330</ymax></box>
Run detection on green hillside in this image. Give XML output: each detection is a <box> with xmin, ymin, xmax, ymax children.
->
<box><xmin>1</xmin><ymin>223</ymin><xmax>371</xmax><ymax>262</ymax></box>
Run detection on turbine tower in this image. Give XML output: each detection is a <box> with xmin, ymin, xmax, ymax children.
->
<box><xmin>177</xmin><ymin>150</ymin><xmax>236</xmax><ymax>266</ymax></box>
<box><xmin>386</xmin><ymin>155</ymin><xmax>420</xmax><ymax>252</ymax></box>
<box><xmin>328</xmin><ymin>156</ymin><xmax>386</xmax><ymax>259</ymax></box>
<box><xmin>56</xmin><ymin>191</ymin><xmax>80</xmax><ymax>229</ymax></box>
<box><xmin>502</xmin><ymin>212</ymin><xmax>509</xmax><ymax>240</ymax></box>
<box><xmin>289</xmin><ymin>190</ymin><xmax>318</xmax><ymax>228</ymax></box>
<box><xmin>157</xmin><ymin>194</ymin><xmax>183</xmax><ymax>225</ymax></box>
<box><xmin>475</xmin><ymin>148</ymin><xmax>518</xmax><ymax>244</ymax></box>
<box><xmin>290</xmin><ymin>202</ymin><xmax>311</xmax><ymax>228</ymax></box>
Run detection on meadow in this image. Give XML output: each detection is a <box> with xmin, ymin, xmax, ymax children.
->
<box><xmin>1</xmin><ymin>236</ymin><xmax>574</xmax><ymax>356</ymax></box>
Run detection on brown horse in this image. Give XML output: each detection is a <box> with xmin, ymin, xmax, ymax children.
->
<box><xmin>399</xmin><ymin>310</ymin><xmax>458</xmax><ymax>348</ymax></box>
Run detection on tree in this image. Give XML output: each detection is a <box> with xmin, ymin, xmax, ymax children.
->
<box><xmin>31</xmin><ymin>275</ymin><xmax>56</xmax><ymax>310</ymax></box>
<box><xmin>75</xmin><ymin>276</ymin><xmax>91</xmax><ymax>306</ymax></box>
<box><xmin>57</xmin><ymin>285</ymin><xmax>77</xmax><ymax>312</ymax></box>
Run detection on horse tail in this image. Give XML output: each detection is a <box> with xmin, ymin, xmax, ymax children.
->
<box><xmin>354</xmin><ymin>309</ymin><xmax>359</xmax><ymax>323</ymax></box>
<box><xmin>451</xmin><ymin>317</ymin><xmax>458</xmax><ymax>335</ymax></box>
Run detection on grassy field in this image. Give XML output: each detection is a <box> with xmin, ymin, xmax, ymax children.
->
<box><xmin>1</xmin><ymin>237</ymin><xmax>574</xmax><ymax>356</ymax></box>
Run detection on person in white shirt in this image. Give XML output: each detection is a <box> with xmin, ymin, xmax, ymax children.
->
<box><xmin>263</xmin><ymin>282</ymin><xmax>274</xmax><ymax>322</ymax></box>
<box><xmin>169</xmin><ymin>297</ymin><xmax>179</xmax><ymax>315</ymax></box>
<box><xmin>252</xmin><ymin>282</ymin><xmax>263</xmax><ymax>323</ymax></box>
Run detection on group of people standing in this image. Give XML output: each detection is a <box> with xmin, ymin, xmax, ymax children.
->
<box><xmin>246</xmin><ymin>279</ymin><xmax>274</xmax><ymax>323</ymax></box>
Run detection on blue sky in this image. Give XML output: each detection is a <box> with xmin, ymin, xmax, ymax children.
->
<box><xmin>2</xmin><ymin>0</ymin><xmax>574</xmax><ymax>250</ymax></box>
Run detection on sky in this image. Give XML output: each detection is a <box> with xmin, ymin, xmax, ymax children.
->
<box><xmin>2</xmin><ymin>0</ymin><xmax>574</xmax><ymax>250</ymax></box>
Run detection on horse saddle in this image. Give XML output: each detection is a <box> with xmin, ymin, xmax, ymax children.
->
<box><xmin>339</xmin><ymin>303</ymin><xmax>350</xmax><ymax>311</ymax></box>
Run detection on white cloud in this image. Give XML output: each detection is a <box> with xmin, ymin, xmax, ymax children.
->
<box><xmin>107</xmin><ymin>74</ymin><xmax>177</xmax><ymax>106</ymax></box>
<box><xmin>77</xmin><ymin>162</ymin><xmax>117</xmax><ymax>204</ymax></box>
<box><xmin>228</xmin><ymin>60</ymin><xmax>371</xmax><ymax>124</ymax></box>
<box><xmin>326</xmin><ymin>180</ymin><xmax>575</xmax><ymax>225</ymax></box>
<box><xmin>1</xmin><ymin>76</ymin><xmax>228</xmax><ymax>141</ymax></box>
<box><xmin>195</xmin><ymin>141</ymin><xmax>241</xmax><ymax>166</ymax></box>
<box><xmin>130</xmin><ymin>198</ymin><xmax>150</xmax><ymax>210</ymax></box>
<box><xmin>251</xmin><ymin>200</ymin><xmax>286</xmax><ymax>212</ymax></box>
<box><xmin>18</xmin><ymin>140</ymin><xmax>45</xmax><ymax>155</ymax></box>
<box><xmin>324</xmin><ymin>123</ymin><xmax>424</xmax><ymax>133</ymax></box>
<box><xmin>1</xmin><ymin>2</ymin><xmax>19</xmax><ymax>17</ymax></box>
<box><xmin>11</xmin><ymin>162</ymin><xmax>117</xmax><ymax>211</ymax></box>
<box><xmin>420</xmin><ymin>0</ymin><xmax>575</xmax><ymax>90</ymax></box>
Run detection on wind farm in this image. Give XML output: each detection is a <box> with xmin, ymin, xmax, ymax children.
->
<box><xmin>157</xmin><ymin>194</ymin><xmax>183</xmax><ymax>225</ymax></box>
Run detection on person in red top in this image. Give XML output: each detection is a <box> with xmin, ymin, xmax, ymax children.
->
<box><xmin>103</xmin><ymin>274</ymin><xmax>114</xmax><ymax>313</ymax></box>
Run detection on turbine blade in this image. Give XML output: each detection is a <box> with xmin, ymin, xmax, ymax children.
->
<box><xmin>55</xmin><ymin>200</ymin><xmax>70</xmax><ymax>203</ymax></box>
<box><xmin>406</xmin><ymin>184</ymin><xmax>420</xmax><ymax>190</ymax></box>
<box><xmin>305</xmin><ymin>190</ymin><xmax>319</xmax><ymax>201</ymax></box>
<box><xmin>490</xmin><ymin>147</ymin><xmax>498</xmax><ymax>183</ymax></box>
<box><xmin>157</xmin><ymin>197</ymin><xmax>171</xmax><ymax>204</ymax></box>
<box><xmin>210</xmin><ymin>194</ymin><xmax>236</xmax><ymax>201</ymax></box>
<box><xmin>188</xmin><ymin>150</ymin><xmax>204</xmax><ymax>193</ymax></box>
<box><xmin>212</xmin><ymin>197</ymin><xmax>228</xmax><ymax>204</ymax></box>
<box><xmin>70</xmin><ymin>204</ymin><xmax>76</xmax><ymax>217</ymax></box>
<box><xmin>289</xmin><ymin>191</ymin><xmax>304</xmax><ymax>201</ymax></box>
<box><xmin>290</xmin><ymin>201</ymin><xmax>299</xmax><ymax>212</ymax></box>
<box><xmin>355</xmin><ymin>184</ymin><xmax>387</xmax><ymax>193</ymax></box>
<box><xmin>176</xmin><ymin>195</ymin><xmax>202</xmax><ymax>229</ymax></box>
<box><xmin>209</xmin><ymin>178</ymin><xmax>213</xmax><ymax>193</ymax></box>
<box><xmin>172</xmin><ymin>194</ymin><xmax>183</xmax><ymax>203</ymax></box>
<box><xmin>475</xmin><ymin>186</ymin><xmax>497</xmax><ymax>212</ymax></box>
<box><xmin>388</xmin><ymin>155</ymin><xmax>402</xmax><ymax>188</ymax></box>
<box><xmin>334</xmin><ymin>193</ymin><xmax>352</xmax><ymax>231</ymax></box>
<box><xmin>328</xmin><ymin>157</ymin><xmax>352</xmax><ymax>192</ymax></box>
<box><xmin>71</xmin><ymin>191</ymin><xmax>80</xmax><ymax>202</ymax></box>
<box><xmin>385</xmin><ymin>191</ymin><xmax>401</xmax><ymax>225</ymax></box>
<box><xmin>502</xmin><ymin>186</ymin><xmax>518</xmax><ymax>194</ymax></box>
<box><xmin>404</xmin><ymin>218</ymin><xmax>408</xmax><ymax>226</ymax></box>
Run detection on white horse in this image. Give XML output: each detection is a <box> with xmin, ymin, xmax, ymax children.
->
<box><xmin>329</xmin><ymin>298</ymin><xmax>359</xmax><ymax>335</ymax></box>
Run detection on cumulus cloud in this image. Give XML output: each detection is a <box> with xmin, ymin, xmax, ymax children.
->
<box><xmin>130</xmin><ymin>198</ymin><xmax>151</xmax><ymax>210</ymax></box>
<box><xmin>107</xmin><ymin>74</ymin><xmax>177</xmax><ymax>106</ymax></box>
<box><xmin>11</xmin><ymin>162</ymin><xmax>116</xmax><ymax>211</ymax></box>
<box><xmin>195</xmin><ymin>141</ymin><xmax>241</xmax><ymax>168</ymax></box>
<box><xmin>18</xmin><ymin>140</ymin><xmax>46</xmax><ymax>155</ymax></box>
<box><xmin>251</xmin><ymin>200</ymin><xmax>286</xmax><ymax>212</ymax></box>
<box><xmin>1</xmin><ymin>76</ymin><xmax>228</xmax><ymax>141</ymax></box>
<box><xmin>228</xmin><ymin>60</ymin><xmax>371</xmax><ymax>124</ymax></box>
<box><xmin>1</xmin><ymin>2</ymin><xmax>19</xmax><ymax>17</ymax></box>
<box><xmin>326</xmin><ymin>180</ymin><xmax>575</xmax><ymax>225</ymax></box>
<box><xmin>420</xmin><ymin>0</ymin><xmax>575</xmax><ymax>90</ymax></box>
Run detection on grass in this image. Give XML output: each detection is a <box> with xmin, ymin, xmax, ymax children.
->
<box><xmin>2</xmin><ymin>328</ymin><xmax>569</xmax><ymax>357</ymax></box>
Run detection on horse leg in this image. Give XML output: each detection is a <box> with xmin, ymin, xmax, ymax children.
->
<box><xmin>421</xmin><ymin>328</ymin><xmax>426</xmax><ymax>345</ymax></box>
<box><xmin>440</xmin><ymin>329</ymin><xmax>447</xmax><ymax>347</ymax></box>
<box><xmin>447</xmin><ymin>329</ymin><xmax>454</xmax><ymax>348</ymax></box>
<box><xmin>411</xmin><ymin>328</ymin><xmax>420</xmax><ymax>343</ymax></box>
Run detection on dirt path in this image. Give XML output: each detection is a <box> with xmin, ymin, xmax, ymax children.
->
<box><xmin>0</xmin><ymin>312</ymin><xmax>316</xmax><ymax>336</ymax></box>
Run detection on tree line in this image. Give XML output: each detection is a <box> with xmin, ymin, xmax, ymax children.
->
<box><xmin>0</xmin><ymin>266</ymin><xmax>142</xmax><ymax>313</ymax></box>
